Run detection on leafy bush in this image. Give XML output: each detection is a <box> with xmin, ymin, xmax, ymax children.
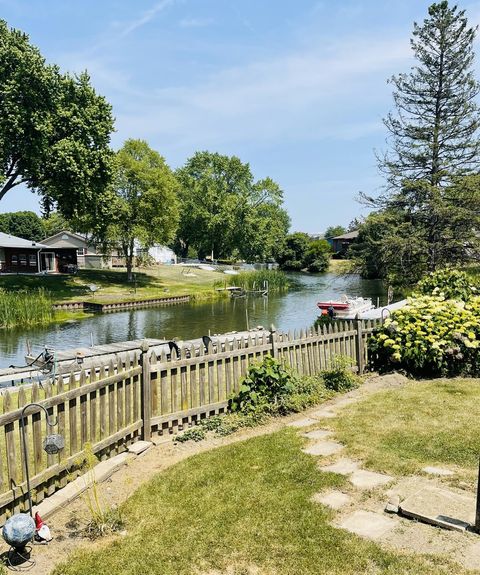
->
<box><xmin>322</xmin><ymin>356</ymin><xmax>360</xmax><ymax>392</ymax></box>
<box><xmin>174</xmin><ymin>427</ymin><xmax>206</xmax><ymax>442</ymax></box>
<box><xmin>416</xmin><ymin>269</ymin><xmax>478</xmax><ymax>302</ymax></box>
<box><xmin>369</xmin><ymin>295</ymin><xmax>480</xmax><ymax>376</ymax></box>
<box><xmin>229</xmin><ymin>355</ymin><xmax>296</xmax><ymax>414</ymax></box>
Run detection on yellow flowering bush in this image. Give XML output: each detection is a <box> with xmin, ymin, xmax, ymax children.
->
<box><xmin>369</xmin><ymin>295</ymin><xmax>480</xmax><ymax>376</ymax></box>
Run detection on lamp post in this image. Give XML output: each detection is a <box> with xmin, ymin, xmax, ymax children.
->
<box><xmin>20</xmin><ymin>403</ymin><xmax>64</xmax><ymax>517</ymax></box>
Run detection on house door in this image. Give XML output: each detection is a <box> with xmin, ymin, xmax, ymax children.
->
<box><xmin>40</xmin><ymin>252</ymin><xmax>56</xmax><ymax>272</ymax></box>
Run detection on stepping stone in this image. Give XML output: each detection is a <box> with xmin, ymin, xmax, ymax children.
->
<box><xmin>350</xmin><ymin>469</ymin><xmax>394</xmax><ymax>489</ymax></box>
<box><xmin>302</xmin><ymin>429</ymin><xmax>332</xmax><ymax>440</ymax></box>
<box><xmin>287</xmin><ymin>417</ymin><xmax>318</xmax><ymax>428</ymax></box>
<box><xmin>127</xmin><ymin>441</ymin><xmax>152</xmax><ymax>455</ymax></box>
<box><xmin>339</xmin><ymin>510</ymin><xmax>397</xmax><ymax>540</ymax></box>
<box><xmin>422</xmin><ymin>466</ymin><xmax>454</xmax><ymax>477</ymax></box>
<box><xmin>303</xmin><ymin>440</ymin><xmax>344</xmax><ymax>456</ymax></box>
<box><xmin>311</xmin><ymin>409</ymin><xmax>337</xmax><ymax>419</ymax></box>
<box><xmin>399</xmin><ymin>485</ymin><xmax>475</xmax><ymax>532</ymax></box>
<box><xmin>320</xmin><ymin>458</ymin><xmax>360</xmax><ymax>475</ymax></box>
<box><xmin>463</xmin><ymin>541</ymin><xmax>480</xmax><ymax>570</ymax></box>
<box><xmin>312</xmin><ymin>490</ymin><xmax>351</xmax><ymax>510</ymax></box>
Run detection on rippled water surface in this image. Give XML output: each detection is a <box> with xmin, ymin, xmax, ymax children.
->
<box><xmin>0</xmin><ymin>272</ymin><xmax>386</xmax><ymax>368</ymax></box>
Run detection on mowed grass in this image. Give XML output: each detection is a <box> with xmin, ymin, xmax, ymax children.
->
<box><xmin>53</xmin><ymin>430</ymin><xmax>465</xmax><ymax>575</ymax></box>
<box><xmin>330</xmin><ymin>379</ymin><xmax>480</xmax><ymax>485</ymax></box>
<box><xmin>0</xmin><ymin>266</ymin><xmax>223</xmax><ymax>305</ymax></box>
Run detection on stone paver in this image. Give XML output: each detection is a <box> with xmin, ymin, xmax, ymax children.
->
<box><xmin>422</xmin><ymin>466</ymin><xmax>454</xmax><ymax>477</ymax></box>
<box><xmin>400</xmin><ymin>485</ymin><xmax>475</xmax><ymax>532</ymax></box>
<box><xmin>463</xmin><ymin>541</ymin><xmax>480</xmax><ymax>570</ymax></box>
<box><xmin>310</xmin><ymin>409</ymin><xmax>337</xmax><ymax>419</ymax></box>
<box><xmin>302</xmin><ymin>429</ymin><xmax>332</xmax><ymax>440</ymax></box>
<box><xmin>287</xmin><ymin>417</ymin><xmax>318</xmax><ymax>428</ymax></box>
<box><xmin>320</xmin><ymin>458</ymin><xmax>360</xmax><ymax>475</ymax></box>
<box><xmin>339</xmin><ymin>510</ymin><xmax>397</xmax><ymax>540</ymax></box>
<box><xmin>127</xmin><ymin>440</ymin><xmax>152</xmax><ymax>455</ymax></box>
<box><xmin>303</xmin><ymin>440</ymin><xmax>344</xmax><ymax>457</ymax></box>
<box><xmin>350</xmin><ymin>469</ymin><xmax>394</xmax><ymax>489</ymax></box>
<box><xmin>312</xmin><ymin>490</ymin><xmax>351</xmax><ymax>510</ymax></box>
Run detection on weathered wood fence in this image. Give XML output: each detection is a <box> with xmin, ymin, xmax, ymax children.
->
<box><xmin>0</xmin><ymin>320</ymin><xmax>378</xmax><ymax>520</ymax></box>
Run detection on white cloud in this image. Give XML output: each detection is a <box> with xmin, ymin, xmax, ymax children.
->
<box><xmin>179</xmin><ymin>17</ymin><xmax>213</xmax><ymax>28</ymax></box>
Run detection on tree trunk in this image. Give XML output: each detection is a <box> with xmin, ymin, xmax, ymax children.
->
<box><xmin>125</xmin><ymin>239</ymin><xmax>135</xmax><ymax>282</ymax></box>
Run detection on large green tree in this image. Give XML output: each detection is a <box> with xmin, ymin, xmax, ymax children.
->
<box><xmin>0</xmin><ymin>20</ymin><xmax>115</xmax><ymax>223</ymax></box>
<box><xmin>108</xmin><ymin>140</ymin><xmax>180</xmax><ymax>281</ymax></box>
<box><xmin>324</xmin><ymin>225</ymin><xmax>346</xmax><ymax>239</ymax></box>
<box><xmin>175</xmin><ymin>152</ymin><xmax>289</xmax><ymax>261</ymax></box>
<box><xmin>358</xmin><ymin>2</ymin><xmax>480</xmax><ymax>284</ymax></box>
<box><xmin>0</xmin><ymin>211</ymin><xmax>45</xmax><ymax>241</ymax></box>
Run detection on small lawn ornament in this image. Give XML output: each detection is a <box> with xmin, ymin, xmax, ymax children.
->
<box><xmin>2</xmin><ymin>513</ymin><xmax>36</xmax><ymax>569</ymax></box>
<box><xmin>34</xmin><ymin>512</ymin><xmax>52</xmax><ymax>543</ymax></box>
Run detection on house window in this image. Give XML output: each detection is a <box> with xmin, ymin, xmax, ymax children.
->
<box><xmin>19</xmin><ymin>254</ymin><xmax>27</xmax><ymax>266</ymax></box>
<box><xmin>29</xmin><ymin>254</ymin><xmax>37</xmax><ymax>267</ymax></box>
<box><xmin>11</xmin><ymin>255</ymin><xmax>18</xmax><ymax>265</ymax></box>
<box><xmin>77</xmin><ymin>248</ymin><xmax>86</xmax><ymax>256</ymax></box>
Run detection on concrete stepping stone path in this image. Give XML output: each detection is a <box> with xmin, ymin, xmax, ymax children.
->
<box><xmin>349</xmin><ymin>469</ymin><xmax>394</xmax><ymax>489</ymax></box>
<box><xmin>312</xmin><ymin>490</ymin><xmax>351</xmax><ymax>510</ymax></box>
<box><xmin>422</xmin><ymin>466</ymin><xmax>454</xmax><ymax>477</ymax></box>
<box><xmin>303</xmin><ymin>440</ymin><xmax>344</xmax><ymax>457</ymax></box>
<box><xmin>320</xmin><ymin>458</ymin><xmax>360</xmax><ymax>475</ymax></box>
<box><xmin>339</xmin><ymin>510</ymin><xmax>397</xmax><ymax>540</ymax></box>
<box><xmin>310</xmin><ymin>409</ymin><xmax>337</xmax><ymax>419</ymax></box>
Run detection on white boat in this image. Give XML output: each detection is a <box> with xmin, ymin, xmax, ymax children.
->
<box><xmin>317</xmin><ymin>295</ymin><xmax>374</xmax><ymax>316</ymax></box>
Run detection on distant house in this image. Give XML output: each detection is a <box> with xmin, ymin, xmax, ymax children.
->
<box><xmin>42</xmin><ymin>230</ymin><xmax>111</xmax><ymax>270</ymax></box>
<box><xmin>0</xmin><ymin>232</ymin><xmax>49</xmax><ymax>273</ymax></box>
<box><xmin>330</xmin><ymin>230</ymin><xmax>359</xmax><ymax>254</ymax></box>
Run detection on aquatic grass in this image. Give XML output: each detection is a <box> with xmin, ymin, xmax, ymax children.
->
<box><xmin>215</xmin><ymin>269</ymin><xmax>290</xmax><ymax>292</ymax></box>
<box><xmin>0</xmin><ymin>288</ymin><xmax>54</xmax><ymax>329</ymax></box>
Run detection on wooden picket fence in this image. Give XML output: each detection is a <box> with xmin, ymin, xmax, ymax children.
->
<box><xmin>0</xmin><ymin>320</ymin><xmax>378</xmax><ymax>521</ymax></box>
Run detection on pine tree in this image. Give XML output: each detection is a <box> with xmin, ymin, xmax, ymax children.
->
<box><xmin>380</xmin><ymin>1</ymin><xmax>480</xmax><ymax>190</ymax></box>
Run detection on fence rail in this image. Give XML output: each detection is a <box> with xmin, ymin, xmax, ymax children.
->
<box><xmin>0</xmin><ymin>319</ymin><xmax>379</xmax><ymax>521</ymax></box>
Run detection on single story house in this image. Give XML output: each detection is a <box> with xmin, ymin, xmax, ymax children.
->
<box><xmin>0</xmin><ymin>232</ymin><xmax>50</xmax><ymax>273</ymax></box>
<box><xmin>330</xmin><ymin>230</ymin><xmax>359</xmax><ymax>254</ymax></box>
<box><xmin>42</xmin><ymin>231</ymin><xmax>111</xmax><ymax>270</ymax></box>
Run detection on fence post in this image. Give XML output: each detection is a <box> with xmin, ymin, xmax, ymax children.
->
<box><xmin>270</xmin><ymin>324</ymin><xmax>278</xmax><ymax>359</ymax></box>
<box><xmin>355</xmin><ymin>316</ymin><xmax>365</xmax><ymax>375</ymax></box>
<box><xmin>140</xmin><ymin>340</ymin><xmax>152</xmax><ymax>441</ymax></box>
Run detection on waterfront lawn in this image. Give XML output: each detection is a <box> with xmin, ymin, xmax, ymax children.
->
<box><xmin>53</xmin><ymin>430</ymin><xmax>464</xmax><ymax>575</ymax></box>
<box><xmin>0</xmin><ymin>266</ymin><xmax>222</xmax><ymax>304</ymax></box>
<box><xmin>330</xmin><ymin>378</ymin><xmax>480</xmax><ymax>485</ymax></box>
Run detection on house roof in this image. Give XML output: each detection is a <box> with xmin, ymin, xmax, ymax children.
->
<box><xmin>331</xmin><ymin>230</ymin><xmax>359</xmax><ymax>240</ymax></box>
<box><xmin>42</xmin><ymin>230</ymin><xmax>90</xmax><ymax>244</ymax></box>
<box><xmin>0</xmin><ymin>232</ymin><xmax>48</xmax><ymax>249</ymax></box>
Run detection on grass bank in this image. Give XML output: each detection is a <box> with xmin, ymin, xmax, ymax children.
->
<box><xmin>330</xmin><ymin>378</ymin><xmax>480</xmax><ymax>486</ymax></box>
<box><xmin>0</xmin><ymin>266</ymin><xmax>224</xmax><ymax>306</ymax></box>
<box><xmin>53</xmin><ymin>429</ymin><xmax>463</xmax><ymax>575</ymax></box>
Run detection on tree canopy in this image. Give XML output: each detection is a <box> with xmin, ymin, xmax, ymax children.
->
<box><xmin>107</xmin><ymin>140</ymin><xmax>180</xmax><ymax>280</ymax></box>
<box><xmin>175</xmin><ymin>152</ymin><xmax>289</xmax><ymax>261</ymax></box>
<box><xmin>276</xmin><ymin>233</ymin><xmax>331</xmax><ymax>273</ymax></box>
<box><xmin>0</xmin><ymin>20</ymin><xmax>115</xmax><ymax>224</ymax></box>
<box><xmin>0</xmin><ymin>211</ymin><xmax>45</xmax><ymax>242</ymax></box>
<box><xmin>324</xmin><ymin>225</ymin><xmax>346</xmax><ymax>239</ymax></box>
<box><xmin>357</xmin><ymin>2</ymin><xmax>480</xmax><ymax>285</ymax></box>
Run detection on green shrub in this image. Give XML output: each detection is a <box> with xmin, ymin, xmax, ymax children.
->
<box><xmin>175</xmin><ymin>427</ymin><xmax>206</xmax><ymax>442</ymax></box>
<box><xmin>416</xmin><ymin>269</ymin><xmax>478</xmax><ymax>302</ymax></box>
<box><xmin>229</xmin><ymin>355</ymin><xmax>296</xmax><ymax>414</ymax></box>
<box><xmin>322</xmin><ymin>356</ymin><xmax>360</xmax><ymax>392</ymax></box>
<box><xmin>369</xmin><ymin>295</ymin><xmax>480</xmax><ymax>377</ymax></box>
<box><xmin>0</xmin><ymin>288</ymin><xmax>53</xmax><ymax>328</ymax></box>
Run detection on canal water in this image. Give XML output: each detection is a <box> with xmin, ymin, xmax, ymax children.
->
<box><xmin>0</xmin><ymin>272</ymin><xmax>385</xmax><ymax>369</ymax></box>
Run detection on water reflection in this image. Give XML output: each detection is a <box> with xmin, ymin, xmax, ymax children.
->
<box><xmin>0</xmin><ymin>272</ymin><xmax>385</xmax><ymax>368</ymax></box>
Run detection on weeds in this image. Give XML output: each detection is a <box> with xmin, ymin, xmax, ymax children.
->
<box><xmin>322</xmin><ymin>355</ymin><xmax>360</xmax><ymax>392</ymax></box>
<box><xmin>0</xmin><ymin>288</ymin><xmax>53</xmax><ymax>328</ymax></box>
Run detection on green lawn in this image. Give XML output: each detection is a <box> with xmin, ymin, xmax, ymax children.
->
<box><xmin>330</xmin><ymin>379</ymin><xmax>480</xmax><ymax>485</ymax></box>
<box><xmin>53</xmin><ymin>429</ymin><xmax>465</xmax><ymax>575</ymax></box>
<box><xmin>0</xmin><ymin>266</ymin><xmax>223</xmax><ymax>304</ymax></box>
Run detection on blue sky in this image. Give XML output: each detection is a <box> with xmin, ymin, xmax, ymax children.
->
<box><xmin>2</xmin><ymin>0</ymin><xmax>480</xmax><ymax>233</ymax></box>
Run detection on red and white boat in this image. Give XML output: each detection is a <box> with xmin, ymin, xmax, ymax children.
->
<box><xmin>317</xmin><ymin>295</ymin><xmax>374</xmax><ymax>315</ymax></box>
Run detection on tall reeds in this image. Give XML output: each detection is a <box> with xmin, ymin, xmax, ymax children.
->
<box><xmin>218</xmin><ymin>270</ymin><xmax>290</xmax><ymax>292</ymax></box>
<box><xmin>0</xmin><ymin>288</ymin><xmax>53</xmax><ymax>329</ymax></box>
